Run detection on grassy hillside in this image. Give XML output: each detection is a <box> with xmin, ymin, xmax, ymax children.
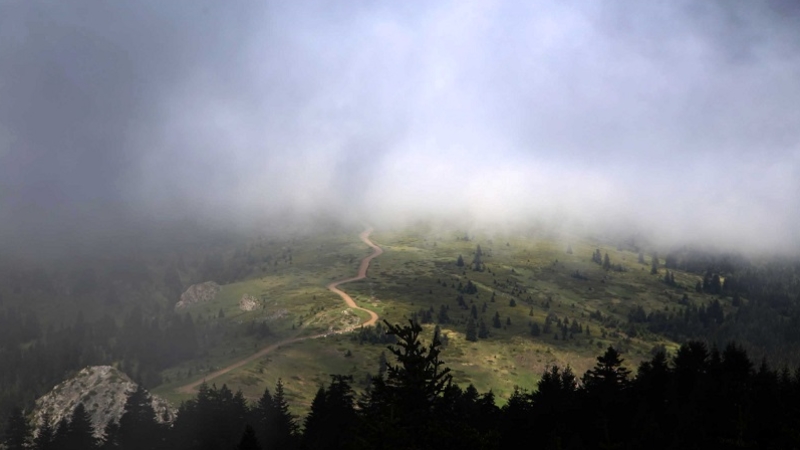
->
<box><xmin>152</xmin><ymin>224</ymin><xmax>733</xmax><ymax>417</ymax></box>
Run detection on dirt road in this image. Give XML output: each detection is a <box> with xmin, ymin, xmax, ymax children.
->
<box><xmin>325</xmin><ymin>227</ymin><xmax>382</xmax><ymax>327</ymax></box>
<box><xmin>176</xmin><ymin>228</ymin><xmax>382</xmax><ymax>394</ymax></box>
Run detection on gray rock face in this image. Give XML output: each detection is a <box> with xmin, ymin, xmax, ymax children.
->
<box><xmin>175</xmin><ymin>281</ymin><xmax>221</xmax><ymax>311</ymax></box>
<box><xmin>33</xmin><ymin>366</ymin><xmax>176</xmax><ymax>438</ymax></box>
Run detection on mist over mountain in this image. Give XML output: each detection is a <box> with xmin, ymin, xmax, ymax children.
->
<box><xmin>2</xmin><ymin>0</ymin><xmax>799</xmax><ymax>256</ymax></box>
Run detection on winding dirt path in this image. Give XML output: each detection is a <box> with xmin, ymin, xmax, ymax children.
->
<box><xmin>325</xmin><ymin>228</ymin><xmax>382</xmax><ymax>327</ymax></box>
<box><xmin>176</xmin><ymin>228</ymin><xmax>382</xmax><ymax>394</ymax></box>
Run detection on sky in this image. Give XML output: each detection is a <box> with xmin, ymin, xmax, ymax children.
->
<box><xmin>1</xmin><ymin>0</ymin><xmax>799</xmax><ymax>255</ymax></box>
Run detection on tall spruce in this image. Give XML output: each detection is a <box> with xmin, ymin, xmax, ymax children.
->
<box><xmin>303</xmin><ymin>375</ymin><xmax>356</xmax><ymax>450</ymax></box>
<box><xmin>33</xmin><ymin>413</ymin><xmax>55</xmax><ymax>450</ymax></box>
<box><xmin>3</xmin><ymin>407</ymin><xmax>31</xmax><ymax>450</ymax></box>
<box><xmin>259</xmin><ymin>379</ymin><xmax>298</xmax><ymax>450</ymax></box>
<box><xmin>64</xmin><ymin>403</ymin><xmax>98</xmax><ymax>450</ymax></box>
<box><xmin>118</xmin><ymin>385</ymin><xmax>161</xmax><ymax>450</ymax></box>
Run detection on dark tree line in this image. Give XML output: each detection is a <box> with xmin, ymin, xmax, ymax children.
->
<box><xmin>642</xmin><ymin>249</ymin><xmax>800</xmax><ymax>366</ymax></box>
<box><xmin>0</xmin><ymin>307</ymin><xmax>198</xmax><ymax>423</ymax></box>
<box><xmin>8</xmin><ymin>320</ymin><xmax>800</xmax><ymax>449</ymax></box>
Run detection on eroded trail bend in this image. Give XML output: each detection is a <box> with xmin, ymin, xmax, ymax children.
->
<box><xmin>176</xmin><ymin>228</ymin><xmax>382</xmax><ymax>394</ymax></box>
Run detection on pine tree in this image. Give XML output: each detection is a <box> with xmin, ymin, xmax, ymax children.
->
<box><xmin>33</xmin><ymin>413</ymin><xmax>55</xmax><ymax>450</ymax></box>
<box><xmin>456</xmin><ymin>255</ymin><xmax>464</xmax><ymax>267</ymax></box>
<box><xmin>582</xmin><ymin>347</ymin><xmax>633</xmax><ymax>447</ymax></box>
<box><xmin>271</xmin><ymin>379</ymin><xmax>299</xmax><ymax>449</ymax></box>
<box><xmin>254</xmin><ymin>386</ymin><xmax>275</xmax><ymax>447</ymax></box>
<box><xmin>533</xmin><ymin>365</ymin><xmax>577</xmax><ymax>405</ymax></box>
<box><xmin>118</xmin><ymin>385</ymin><xmax>161</xmax><ymax>450</ymax></box>
<box><xmin>304</xmin><ymin>375</ymin><xmax>356</xmax><ymax>450</ymax></box>
<box><xmin>3</xmin><ymin>407</ymin><xmax>31</xmax><ymax>450</ymax></box>
<box><xmin>99</xmin><ymin>421</ymin><xmax>119</xmax><ymax>450</ymax></box>
<box><xmin>472</xmin><ymin>245</ymin><xmax>484</xmax><ymax>271</ymax></box>
<box><xmin>437</xmin><ymin>304</ymin><xmax>450</xmax><ymax>324</ymax></box>
<box><xmin>478</xmin><ymin>319</ymin><xmax>489</xmax><ymax>339</ymax></box>
<box><xmin>583</xmin><ymin>347</ymin><xmax>631</xmax><ymax>394</ymax></box>
<box><xmin>492</xmin><ymin>312</ymin><xmax>502</xmax><ymax>328</ymax></box>
<box><xmin>382</xmin><ymin>320</ymin><xmax>452</xmax><ymax>407</ymax></box>
<box><xmin>466</xmin><ymin>318</ymin><xmax>478</xmax><ymax>342</ymax></box>
<box><xmin>65</xmin><ymin>403</ymin><xmax>98</xmax><ymax>450</ymax></box>
<box><xmin>303</xmin><ymin>387</ymin><xmax>327</xmax><ymax>450</ymax></box>
<box><xmin>51</xmin><ymin>418</ymin><xmax>69</xmax><ymax>449</ymax></box>
<box><xmin>379</xmin><ymin>321</ymin><xmax>453</xmax><ymax>445</ymax></box>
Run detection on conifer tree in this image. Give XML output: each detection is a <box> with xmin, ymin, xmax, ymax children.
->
<box><xmin>64</xmin><ymin>403</ymin><xmax>98</xmax><ymax>450</ymax></box>
<box><xmin>303</xmin><ymin>387</ymin><xmax>327</xmax><ymax>450</ymax></box>
<box><xmin>478</xmin><ymin>319</ymin><xmax>489</xmax><ymax>339</ymax></box>
<box><xmin>33</xmin><ymin>413</ymin><xmax>55</xmax><ymax>450</ymax></box>
<box><xmin>437</xmin><ymin>304</ymin><xmax>450</xmax><ymax>324</ymax></box>
<box><xmin>3</xmin><ymin>407</ymin><xmax>31</xmax><ymax>450</ymax></box>
<box><xmin>472</xmin><ymin>245</ymin><xmax>484</xmax><ymax>271</ymax></box>
<box><xmin>583</xmin><ymin>347</ymin><xmax>631</xmax><ymax>395</ymax></box>
<box><xmin>51</xmin><ymin>418</ymin><xmax>69</xmax><ymax>449</ymax></box>
<box><xmin>99</xmin><ymin>421</ymin><xmax>119</xmax><ymax>450</ymax></box>
<box><xmin>466</xmin><ymin>317</ymin><xmax>478</xmax><ymax>342</ymax></box>
<box><xmin>253</xmin><ymin>386</ymin><xmax>275</xmax><ymax>447</ymax></box>
<box><xmin>268</xmin><ymin>379</ymin><xmax>298</xmax><ymax>450</ymax></box>
<box><xmin>304</xmin><ymin>375</ymin><xmax>356</xmax><ymax>450</ymax></box>
<box><xmin>118</xmin><ymin>385</ymin><xmax>161</xmax><ymax>450</ymax></box>
<box><xmin>358</xmin><ymin>320</ymin><xmax>453</xmax><ymax>449</ymax></box>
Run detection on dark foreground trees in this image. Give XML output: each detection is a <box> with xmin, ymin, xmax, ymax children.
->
<box><xmin>6</xmin><ymin>327</ymin><xmax>800</xmax><ymax>450</ymax></box>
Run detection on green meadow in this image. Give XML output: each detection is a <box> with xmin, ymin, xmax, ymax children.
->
<box><xmin>153</xmin><ymin>224</ymin><xmax>726</xmax><ymax>416</ymax></box>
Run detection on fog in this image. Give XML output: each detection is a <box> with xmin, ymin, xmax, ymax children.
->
<box><xmin>2</xmin><ymin>1</ymin><xmax>799</xmax><ymax>256</ymax></box>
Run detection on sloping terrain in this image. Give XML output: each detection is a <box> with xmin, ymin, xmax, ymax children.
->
<box><xmin>154</xmin><ymin>225</ymin><xmax>735</xmax><ymax>416</ymax></box>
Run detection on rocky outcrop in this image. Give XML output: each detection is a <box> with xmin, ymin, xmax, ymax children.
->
<box><xmin>175</xmin><ymin>281</ymin><xmax>221</xmax><ymax>311</ymax></box>
<box><xmin>239</xmin><ymin>294</ymin><xmax>260</xmax><ymax>311</ymax></box>
<box><xmin>33</xmin><ymin>366</ymin><xmax>175</xmax><ymax>437</ymax></box>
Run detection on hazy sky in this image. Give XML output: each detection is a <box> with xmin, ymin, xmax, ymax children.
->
<box><xmin>1</xmin><ymin>1</ymin><xmax>799</xmax><ymax>254</ymax></box>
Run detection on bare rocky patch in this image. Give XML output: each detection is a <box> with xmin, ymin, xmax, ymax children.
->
<box><xmin>33</xmin><ymin>366</ymin><xmax>176</xmax><ymax>437</ymax></box>
<box><xmin>239</xmin><ymin>294</ymin><xmax>260</xmax><ymax>311</ymax></box>
<box><xmin>175</xmin><ymin>281</ymin><xmax>221</xmax><ymax>311</ymax></box>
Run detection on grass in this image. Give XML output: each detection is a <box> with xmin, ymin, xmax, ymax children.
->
<box><xmin>153</xmin><ymin>223</ymin><xmax>727</xmax><ymax>416</ymax></box>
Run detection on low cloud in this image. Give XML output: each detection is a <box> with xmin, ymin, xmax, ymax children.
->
<box><xmin>1</xmin><ymin>0</ymin><xmax>799</xmax><ymax>256</ymax></box>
